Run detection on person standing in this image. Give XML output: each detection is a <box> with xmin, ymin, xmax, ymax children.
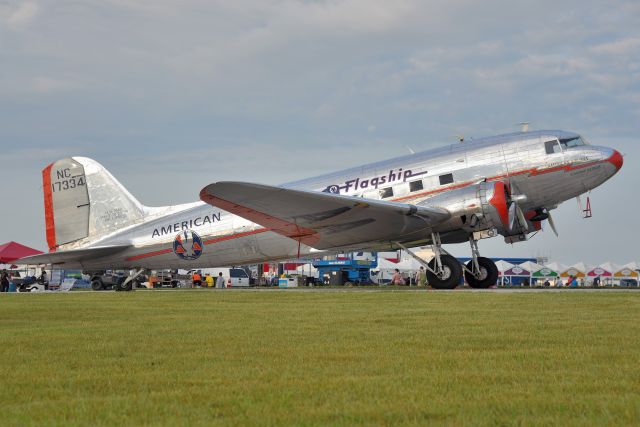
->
<box><xmin>216</xmin><ymin>272</ymin><xmax>225</xmax><ymax>289</ymax></box>
<box><xmin>1</xmin><ymin>269</ymin><xmax>9</xmax><ymax>292</ymax></box>
<box><xmin>205</xmin><ymin>274</ymin><xmax>213</xmax><ymax>288</ymax></box>
<box><xmin>192</xmin><ymin>271</ymin><xmax>202</xmax><ymax>288</ymax></box>
<box><xmin>418</xmin><ymin>266</ymin><xmax>427</xmax><ymax>287</ymax></box>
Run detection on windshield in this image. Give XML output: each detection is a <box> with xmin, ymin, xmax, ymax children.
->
<box><xmin>559</xmin><ymin>136</ymin><xmax>586</xmax><ymax>149</ymax></box>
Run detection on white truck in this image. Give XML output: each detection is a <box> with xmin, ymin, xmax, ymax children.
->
<box><xmin>192</xmin><ymin>268</ymin><xmax>251</xmax><ymax>287</ymax></box>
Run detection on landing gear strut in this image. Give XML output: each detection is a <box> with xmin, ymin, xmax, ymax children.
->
<box><xmin>115</xmin><ymin>269</ymin><xmax>146</xmax><ymax>292</ymax></box>
<box><xmin>395</xmin><ymin>233</ymin><xmax>463</xmax><ymax>289</ymax></box>
<box><xmin>463</xmin><ymin>237</ymin><xmax>498</xmax><ymax>289</ymax></box>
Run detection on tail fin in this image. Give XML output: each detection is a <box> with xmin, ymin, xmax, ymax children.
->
<box><xmin>42</xmin><ymin>157</ymin><xmax>144</xmax><ymax>251</ymax></box>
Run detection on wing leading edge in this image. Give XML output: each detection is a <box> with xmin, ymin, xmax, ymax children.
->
<box><xmin>200</xmin><ymin>182</ymin><xmax>450</xmax><ymax>250</ymax></box>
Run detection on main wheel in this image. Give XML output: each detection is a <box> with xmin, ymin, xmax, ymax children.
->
<box><xmin>465</xmin><ymin>257</ymin><xmax>498</xmax><ymax>289</ymax></box>
<box><xmin>426</xmin><ymin>255</ymin><xmax>463</xmax><ymax>289</ymax></box>
<box><xmin>91</xmin><ymin>279</ymin><xmax>104</xmax><ymax>291</ymax></box>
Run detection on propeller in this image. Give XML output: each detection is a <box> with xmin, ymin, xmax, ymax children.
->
<box><xmin>547</xmin><ymin>211</ymin><xmax>558</xmax><ymax>237</ymax></box>
<box><xmin>529</xmin><ymin>207</ymin><xmax>559</xmax><ymax>237</ymax></box>
<box><xmin>505</xmin><ymin>182</ymin><xmax>528</xmax><ymax>233</ymax></box>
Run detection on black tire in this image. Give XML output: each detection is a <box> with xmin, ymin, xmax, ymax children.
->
<box><xmin>91</xmin><ymin>279</ymin><xmax>104</xmax><ymax>291</ymax></box>
<box><xmin>426</xmin><ymin>255</ymin><xmax>462</xmax><ymax>289</ymax></box>
<box><xmin>465</xmin><ymin>257</ymin><xmax>499</xmax><ymax>289</ymax></box>
<box><xmin>115</xmin><ymin>279</ymin><xmax>133</xmax><ymax>292</ymax></box>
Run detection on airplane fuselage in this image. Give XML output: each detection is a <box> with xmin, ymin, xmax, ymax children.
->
<box><xmin>58</xmin><ymin>130</ymin><xmax>623</xmax><ymax>270</ymax></box>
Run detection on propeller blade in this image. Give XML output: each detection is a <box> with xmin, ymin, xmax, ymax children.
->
<box><xmin>507</xmin><ymin>202</ymin><xmax>529</xmax><ymax>232</ymax></box>
<box><xmin>508</xmin><ymin>203</ymin><xmax>517</xmax><ymax>231</ymax></box>
<box><xmin>515</xmin><ymin>203</ymin><xmax>529</xmax><ymax>232</ymax></box>
<box><xmin>547</xmin><ymin>211</ymin><xmax>559</xmax><ymax>237</ymax></box>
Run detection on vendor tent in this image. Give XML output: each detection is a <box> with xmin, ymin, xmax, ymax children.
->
<box><xmin>502</xmin><ymin>263</ymin><xmax>531</xmax><ymax>285</ymax></box>
<box><xmin>587</xmin><ymin>262</ymin><xmax>615</xmax><ymax>277</ymax></box>
<box><xmin>613</xmin><ymin>262</ymin><xmax>639</xmax><ymax>278</ymax></box>
<box><xmin>546</xmin><ymin>262</ymin><xmax>567</xmax><ymax>275</ymax></box>
<box><xmin>495</xmin><ymin>260</ymin><xmax>514</xmax><ymax>274</ymax></box>
<box><xmin>0</xmin><ymin>241</ymin><xmax>43</xmax><ymax>264</ymax></box>
<box><xmin>531</xmin><ymin>264</ymin><xmax>559</xmax><ymax>278</ymax></box>
<box><xmin>560</xmin><ymin>262</ymin><xmax>587</xmax><ymax>278</ymax></box>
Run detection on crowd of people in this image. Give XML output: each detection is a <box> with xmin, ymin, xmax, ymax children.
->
<box><xmin>191</xmin><ymin>271</ymin><xmax>227</xmax><ymax>288</ymax></box>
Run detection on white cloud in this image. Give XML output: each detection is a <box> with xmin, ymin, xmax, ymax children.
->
<box><xmin>1</xmin><ymin>0</ymin><xmax>639</xmax><ymax>262</ymax></box>
<box><xmin>591</xmin><ymin>37</ymin><xmax>640</xmax><ymax>55</ymax></box>
<box><xmin>3</xmin><ymin>1</ymin><xmax>39</xmax><ymax>30</ymax></box>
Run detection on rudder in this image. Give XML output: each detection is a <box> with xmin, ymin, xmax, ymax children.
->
<box><xmin>43</xmin><ymin>157</ymin><xmax>144</xmax><ymax>251</ymax></box>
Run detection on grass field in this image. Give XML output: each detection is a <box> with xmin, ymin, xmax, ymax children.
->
<box><xmin>1</xmin><ymin>289</ymin><xmax>639</xmax><ymax>426</ymax></box>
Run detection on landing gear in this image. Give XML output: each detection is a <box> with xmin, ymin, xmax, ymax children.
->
<box><xmin>463</xmin><ymin>237</ymin><xmax>498</xmax><ymax>288</ymax></box>
<box><xmin>395</xmin><ymin>233</ymin><xmax>463</xmax><ymax>290</ymax></box>
<box><xmin>114</xmin><ymin>278</ymin><xmax>133</xmax><ymax>292</ymax></box>
<box><xmin>427</xmin><ymin>254</ymin><xmax>462</xmax><ymax>289</ymax></box>
<box><xmin>395</xmin><ymin>233</ymin><xmax>498</xmax><ymax>290</ymax></box>
<box><xmin>115</xmin><ymin>269</ymin><xmax>146</xmax><ymax>292</ymax></box>
<box><xmin>464</xmin><ymin>257</ymin><xmax>498</xmax><ymax>288</ymax></box>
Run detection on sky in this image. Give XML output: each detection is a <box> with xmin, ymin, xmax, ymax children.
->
<box><xmin>1</xmin><ymin>0</ymin><xmax>638</xmax><ymax>266</ymax></box>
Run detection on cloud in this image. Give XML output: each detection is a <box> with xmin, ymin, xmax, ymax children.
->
<box><xmin>1</xmin><ymin>0</ymin><xmax>639</xmax><ymax>262</ymax></box>
<box><xmin>2</xmin><ymin>1</ymin><xmax>39</xmax><ymax>30</ymax></box>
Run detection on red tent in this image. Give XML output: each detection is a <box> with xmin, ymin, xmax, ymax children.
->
<box><xmin>0</xmin><ymin>241</ymin><xmax>44</xmax><ymax>264</ymax></box>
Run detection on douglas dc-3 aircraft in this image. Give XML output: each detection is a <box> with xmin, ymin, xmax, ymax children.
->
<box><xmin>20</xmin><ymin>129</ymin><xmax>623</xmax><ymax>290</ymax></box>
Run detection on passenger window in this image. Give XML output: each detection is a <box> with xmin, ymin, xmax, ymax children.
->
<box><xmin>439</xmin><ymin>173</ymin><xmax>453</xmax><ymax>185</ymax></box>
<box><xmin>379</xmin><ymin>187</ymin><xmax>394</xmax><ymax>199</ymax></box>
<box><xmin>409</xmin><ymin>180</ymin><xmax>424</xmax><ymax>192</ymax></box>
<box><xmin>545</xmin><ymin>140</ymin><xmax>562</xmax><ymax>154</ymax></box>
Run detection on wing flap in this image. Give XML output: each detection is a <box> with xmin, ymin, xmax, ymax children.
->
<box><xmin>200</xmin><ymin>182</ymin><xmax>450</xmax><ymax>250</ymax></box>
<box><xmin>16</xmin><ymin>245</ymin><xmax>130</xmax><ymax>265</ymax></box>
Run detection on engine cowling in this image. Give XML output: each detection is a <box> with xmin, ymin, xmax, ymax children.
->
<box><xmin>416</xmin><ymin>181</ymin><xmax>513</xmax><ymax>237</ymax></box>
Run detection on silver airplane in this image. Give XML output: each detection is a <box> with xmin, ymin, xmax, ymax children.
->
<box><xmin>20</xmin><ymin>129</ymin><xmax>623</xmax><ymax>290</ymax></box>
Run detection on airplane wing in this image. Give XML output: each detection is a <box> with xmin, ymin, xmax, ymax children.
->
<box><xmin>16</xmin><ymin>245</ymin><xmax>130</xmax><ymax>265</ymax></box>
<box><xmin>200</xmin><ymin>182</ymin><xmax>450</xmax><ymax>250</ymax></box>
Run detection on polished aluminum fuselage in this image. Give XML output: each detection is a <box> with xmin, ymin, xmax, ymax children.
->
<box><xmin>77</xmin><ymin>130</ymin><xmax>620</xmax><ymax>269</ymax></box>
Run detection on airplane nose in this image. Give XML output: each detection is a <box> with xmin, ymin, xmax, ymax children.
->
<box><xmin>607</xmin><ymin>149</ymin><xmax>623</xmax><ymax>171</ymax></box>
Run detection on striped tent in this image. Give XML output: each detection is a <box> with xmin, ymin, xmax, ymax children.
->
<box><xmin>613</xmin><ymin>262</ymin><xmax>639</xmax><ymax>278</ymax></box>
<box><xmin>587</xmin><ymin>262</ymin><xmax>615</xmax><ymax>278</ymax></box>
<box><xmin>560</xmin><ymin>262</ymin><xmax>587</xmax><ymax>278</ymax></box>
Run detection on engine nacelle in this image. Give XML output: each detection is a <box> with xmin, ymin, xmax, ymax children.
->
<box><xmin>416</xmin><ymin>181</ymin><xmax>511</xmax><ymax>237</ymax></box>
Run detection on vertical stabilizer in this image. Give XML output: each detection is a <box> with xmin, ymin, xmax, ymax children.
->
<box><xmin>43</xmin><ymin>157</ymin><xmax>144</xmax><ymax>251</ymax></box>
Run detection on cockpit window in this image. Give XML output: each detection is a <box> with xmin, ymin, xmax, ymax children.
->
<box><xmin>559</xmin><ymin>136</ymin><xmax>586</xmax><ymax>149</ymax></box>
<box><xmin>545</xmin><ymin>140</ymin><xmax>562</xmax><ymax>154</ymax></box>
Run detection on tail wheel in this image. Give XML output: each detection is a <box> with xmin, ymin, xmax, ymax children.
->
<box><xmin>115</xmin><ymin>278</ymin><xmax>134</xmax><ymax>292</ymax></box>
<box><xmin>465</xmin><ymin>257</ymin><xmax>498</xmax><ymax>289</ymax></box>
<box><xmin>91</xmin><ymin>279</ymin><xmax>104</xmax><ymax>291</ymax></box>
<box><xmin>427</xmin><ymin>255</ymin><xmax>462</xmax><ymax>289</ymax></box>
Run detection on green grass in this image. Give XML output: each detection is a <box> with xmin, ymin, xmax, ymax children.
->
<box><xmin>1</xmin><ymin>290</ymin><xmax>639</xmax><ymax>426</ymax></box>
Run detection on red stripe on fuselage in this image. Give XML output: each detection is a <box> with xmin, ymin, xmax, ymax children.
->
<box><xmin>126</xmin><ymin>248</ymin><xmax>173</xmax><ymax>261</ymax></box>
<box><xmin>42</xmin><ymin>163</ymin><xmax>57</xmax><ymax>252</ymax></box>
<box><xmin>392</xmin><ymin>158</ymin><xmax>606</xmax><ymax>203</ymax></box>
<box><xmin>202</xmin><ymin>228</ymin><xmax>269</xmax><ymax>245</ymax></box>
<box><xmin>125</xmin><ymin>229</ymin><xmax>270</xmax><ymax>262</ymax></box>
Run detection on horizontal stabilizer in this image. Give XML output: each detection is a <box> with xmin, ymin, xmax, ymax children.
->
<box><xmin>200</xmin><ymin>182</ymin><xmax>450</xmax><ymax>250</ymax></box>
<box><xmin>17</xmin><ymin>245</ymin><xmax>130</xmax><ymax>265</ymax></box>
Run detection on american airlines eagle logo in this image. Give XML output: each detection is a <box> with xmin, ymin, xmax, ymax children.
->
<box><xmin>173</xmin><ymin>230</ymin><xmax>203</xmax><ymax>260</ymax></box>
